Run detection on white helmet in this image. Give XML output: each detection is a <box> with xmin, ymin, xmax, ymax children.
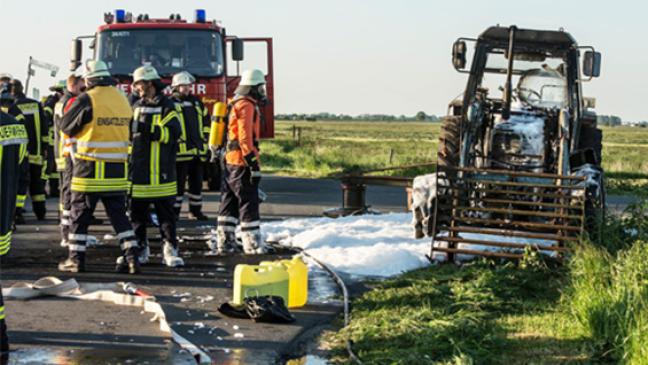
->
<box><xmin>133</xmin><ymin>65</ymin><xmax>160</xmax><ymax>83</ymax></box>
<box><xmin>172</xmin><ymin>71</ymin><xmax>195</xmax><ymax>87</ymax></box>
<box><xmin>239</xmin><ymin>69</ymin><xmax>265</xmax><ymax>86</ymax></box>
<box><xmin>84</xmin><ymin>60</ymin><xmax>111</xmax><ymax>79</ymax></box>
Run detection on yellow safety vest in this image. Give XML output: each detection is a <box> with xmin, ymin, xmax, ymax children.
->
<box><xmin>74</xmin><ymin>86</ymin><xmax>132</xmax><ymax>162</ymax></box>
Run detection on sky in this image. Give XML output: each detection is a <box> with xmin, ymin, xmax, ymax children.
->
<box><xmin>1</xmin><ymin>0</ymin><xmax>646</xmax><ymax>121</ymax></box>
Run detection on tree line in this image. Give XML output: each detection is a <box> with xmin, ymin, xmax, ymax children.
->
<box><xmin>275</xmin><ymin>111</ymin><xmax>440</xmax><ymax>122</ymax></box>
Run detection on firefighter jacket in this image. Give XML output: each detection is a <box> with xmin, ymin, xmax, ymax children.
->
<box><xmin>61</xmin><ymin>79</ymin><xmax>132</xmax><ymax>194</ymax></box>
<box><xmin>172</xmin><ymin>94</ymin><xmax>209</xmax><ymax>162</ymax></box>
<box><xmin>225</xmin><ymin>96</ymin><xmax>261</xmax><ymax>166</ymax></box>
<box><xmin>43</xmin><ymin>94</ymin><xmax>59</xmax><ymax>150</ymax></box>
<box><xmin>130</xmin><ymin>94</ymin><xmax>181</xmax><ymax>199</ymax></box>
<box><xmin>11</xmin><ymin>95</ymin><xmax>48</xmax><ymax>165</ymax></box>
<box><xmin>53</xmin><ymin>92</ymin><xmax>76</xmax><ymax>171</ymax></box>
<box><xmin>0</xmin><ymin>111</ymin><xmax>28</xmax><ymax>255</ymax></box>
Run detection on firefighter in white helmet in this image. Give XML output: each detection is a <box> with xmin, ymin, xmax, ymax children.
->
<box><xmin>171</xmin><ymin>71</ymin><xmax>210</xmax><ymax>220</ymax></box>
<box><xmin>128</xmin><ymin>65</ymin><xmax>184</xmax><ymax>267</ymax></box>
<box><xmin>58</xmin><ymin>60</ymin><xmax>139</xmax><ymax>273</ymax></box>
<box><xmin>213</xmin><ymin>69</ymin><xmax>268</xmax><ymax>255</ymax></box>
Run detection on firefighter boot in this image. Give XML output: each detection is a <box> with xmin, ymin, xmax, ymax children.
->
<box><xmin>116</xmin><ymin>256</ymin><xmax>140</xmax><ymax>274</ymax></box>
<box><xmin>209</xmin><ymin>227</ymin><xmax>237</xmax><ymax>255</ymax></box>
<box><xmin>58</xmin><ymin>252</ymin><xmax>86</xmax><ymax>273</ymax></box>
<box><xmin>162</xmin><ymin>241</ymin><xmax>184</xmax><ymax>267</ymax></box>
<box><xmin>33</xmin><ymin>202</ymin><xmax>47</xmax><ymax>221</ymax></box>
<box><xmin>0</xmin><ymin>320</ymin><xmax>8</xmax><ymax>354</ymax></box>
<box><xmin>115</xmin><ymin>242</ymin><xmax>149</xmax><ymax>266</ymax></box>
<box><xmin>14</xmin><ymin>208</ymin><xmax>25</xmax><ymax>225</ymax></box>
<box><xmin>241</xmin><ymin>231</ymin><xmax>267</xmax><ymax>255</ymax></box>
<box><xmin>189</xmin><ymin>206</ymin><xmax>209</xmax><ymax>221</ymax></box>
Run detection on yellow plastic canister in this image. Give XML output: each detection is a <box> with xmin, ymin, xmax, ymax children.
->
<box><xmin>232</xmin><ymin>264</ymin><xmax>289</xmax><ymax>305</ymax></box>
<box><xmin>261</xmin><ymin>256</ymin><xmax>309</xmax><ymax>308</ymax></box>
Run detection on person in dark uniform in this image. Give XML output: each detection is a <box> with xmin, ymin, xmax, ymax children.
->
<box><xmin>58</xmin><ymin>61</ymin><xmax>139</xmax><ymax>274</ymax></box>
<box><xmin>0</xmin><ymin>82</ymin><xmax>28</xmax><ymax>356</ymax></box>
<box><xmin>129</xmin><ymin>65</ymin><xmax>184</xmax><ymax>267</ymax></box>
<box><xmin>171</xmin><ymin>71</ymin><xmax>210</xmax><ymax>221</ymax></box>
<box><xmin>9</xmin><ymin>79</ymin><xmax>48</xmax><ymax>221</ymax></box>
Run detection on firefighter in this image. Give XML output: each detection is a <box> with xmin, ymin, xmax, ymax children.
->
<box><xmin>214</xmin><ymin>69</ymin><xmax>268</xmax><ymax>255</ymax></box>
<box><xmin>42</xmin><ymin>80</ymin><xmax>66</xmax><ymax>198</ymax></box>
<box><xmin>171</xmin><ymin>71</ymin><xmax>210</xmax><ymax>221</ymax></box>
<box><xmin>54</xmin><ymin>75</ymin><xmax>85</xmax><ymax>247</ymax></box>
<box><xmin>129</xmin><ymin>65</ymin><xmax>184</xmax><ymax>267</ymax></box>
<box><xmin>9</xmin><ymin>79</ymin><xmax>48</xmax><ymax>221</ymax></box>
<box><xmin>58</xmin><ymin>61</ymin><xmax>140</xmax><ymax>274</ymax></box>
<box><xmin>0</xmin><ymin>84</ymin><xmax>29</xmax><ymax>355</ymax></box>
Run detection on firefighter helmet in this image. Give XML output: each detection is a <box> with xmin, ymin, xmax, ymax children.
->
<box><xmin>84</xmin><ymin>60</ymin><xmax>111</xmax><ymax>79</ymax></box>
<box><xmin>49</xmin><ymin>80</ymin><xmax>66</xmax><ymax>92</ymax></box>
<box><xmin>133</xmin><ymin>65</ymin><xmax>160</xmax><ymax>83</ymax></box>
<box><xmin>239</xmin><ymin>69</ymin><xmax>265</xmax><ymax>86</ymax></box>
<box><xmin>172</xmin><ymin>71</ymin><xmax>195</xmax><ymax>87</ymax></box>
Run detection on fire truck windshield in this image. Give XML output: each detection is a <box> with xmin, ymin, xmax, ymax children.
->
<box><xmin>97</xmin><ymin>29</ymin><xmax>224</xmax><ymax>78</ymax></box>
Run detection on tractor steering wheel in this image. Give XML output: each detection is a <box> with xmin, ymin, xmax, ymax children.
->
<box><xmin>517</xmin><ymin>87</ymin><xmax>542</xmax><ymax>103</ymax></box>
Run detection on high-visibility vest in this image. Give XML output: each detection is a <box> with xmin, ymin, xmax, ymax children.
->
<box><xmin>74</xmin><ymin>86</ymin><xmax>132</xmax><ymax>162</ymax></box>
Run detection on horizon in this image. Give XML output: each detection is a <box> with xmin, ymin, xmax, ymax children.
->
<box><xmin>2</xmin><ymin>0</ymin><xmax>646</xmax><ymax>121</ymax></box>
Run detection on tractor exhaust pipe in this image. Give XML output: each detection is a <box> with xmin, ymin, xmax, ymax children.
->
<box><xmin>502</xmin><ymin>26</ymin><xmax>517</xmax><ymax>120</ymax></box>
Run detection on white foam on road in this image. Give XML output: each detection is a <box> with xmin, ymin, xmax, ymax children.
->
<box><xmin>264</xmin><ymin>213</ymin><xmax>430</xmax><ymax>277</ymax></box>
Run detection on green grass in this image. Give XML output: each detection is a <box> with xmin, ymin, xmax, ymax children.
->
<box><xmin>327</xmin><ymin>201</ymin><xmax>648</xmax><ymax>365</ymax></box>
<box><xmin>262</xmin><ymin>121</ymin><xmax>648</xmax><ymax>194</ymax></box>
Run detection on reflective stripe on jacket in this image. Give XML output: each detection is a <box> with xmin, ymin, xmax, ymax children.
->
<box><xmin>130</xmin><ymin>95</ymin><xmax>181</xmax><ymax>199</ymax></box>
<box><xmin>0</xmin><ymin>112</ymin><xmax>28</xmax><ymax>255</ymax></box>
<box><xmin>74</xmin><ymin>86</ymin><xmax>132</xmax><ymax>162</ymax></box>
<box><xmin>173</xmin><ymin>95</ymin><xmax>209</xmax><ymax>162</ymax></box>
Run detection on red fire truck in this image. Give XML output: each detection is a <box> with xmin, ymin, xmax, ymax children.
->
<box><xmin>69</xmin><ymin>9</ymin><xmax>274</xmax><ymax>189</ymax></box>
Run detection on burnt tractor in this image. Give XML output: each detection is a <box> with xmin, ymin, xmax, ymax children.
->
<box><xmin>430</xmin><ymin>26</ymin><xmax>604</xmax><ymax>261</ymax></box>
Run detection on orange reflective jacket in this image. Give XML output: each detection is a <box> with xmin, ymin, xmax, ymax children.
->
<box><xmin>225</xmin><ymin>97</ymin><xmax>260</xmax><ymax>166</ymax></box>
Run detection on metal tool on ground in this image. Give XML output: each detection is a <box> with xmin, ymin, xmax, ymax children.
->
<box><xmin>430</xmin><ymin>25</ymin><xmax>605</xmax><ymax>261</ymax></box>
<box><xmin>325</xmin><ymin>162</ymin><xmax>436</xmax><ymax>218</ymax></box>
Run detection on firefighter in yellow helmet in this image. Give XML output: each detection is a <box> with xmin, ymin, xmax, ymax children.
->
<box><xmin>213</xmin><ymin>69</ymin><xmax>268</xmax><ymax>255</ymax></box>
<box><xmin>129</xmin><ymin>65</ymin><xmax>184</xmax><ymax>267</ymax></box>
<box><xmin>0</xmin><ymin>82</ymin><xmax>29</xmax><ymax>355</ymax></box>
<box><xmin>171</xmin><ymin>71</ymin><xmax>210</xmax><ymax>221</ymax></box>
<box><xmin>58</xmin><ymin>61</ymin><xmax>139</xmax><ymax>274</ymax></box>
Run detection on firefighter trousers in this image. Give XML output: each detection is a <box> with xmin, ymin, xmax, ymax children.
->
<box><xmin>68</xmin><ymin>191</ymin><xmax>138</xmax><ymax>261</ymax></box>
<box><xmin>16</xmin><ymin>162</ymin><xmax>46</xmax><ymax>219</ymax></box>
<box><xmin>0</xmin><ymin>272</ymin><xmax>7</xmax><ymax>353</ymax></box>
<box><xmin>131</xmin><ymin>197</ymin><xmax>178</xmax><ymax>249</ymax></box>
<box><xmin>217</xmin><ymin>164</ymin><xmax>260</xmax><ymax>233</ymax></box>
<box><xmin>175</xmin><ymin>157</ymin><xmax>204</xmax><ymax>217</ymax></box>
<box><xmin>59</xmin><ymin>157</ymin><xmax>72</xmax><ymax>243</ymax></box>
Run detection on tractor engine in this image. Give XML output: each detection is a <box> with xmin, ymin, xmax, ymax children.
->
<box><xmin>489</xmin><ymin>112</ymin><xmax>545</xmax><ymax>173</ymax></box>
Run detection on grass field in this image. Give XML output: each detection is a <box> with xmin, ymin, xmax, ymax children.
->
<box><xmin>261</xmin><ymin>121</ymin><xmax>648</xmax><ymax>194</ymax></box>
<box><xmin>326</xmin><ymin>200</ymin><xmax>648</xmax><ymax>364</ymax></box>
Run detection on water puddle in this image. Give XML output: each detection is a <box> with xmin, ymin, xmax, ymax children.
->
<box><xmin>6</xmin><ymin>347</ymin><xmax>196</xmax><ymax>365</ymax></box>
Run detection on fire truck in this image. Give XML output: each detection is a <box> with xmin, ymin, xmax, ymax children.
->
<box><xmin>69</xmin><ymin>9</ymin><xmax>274</xmax><ymax>189</ymax></box>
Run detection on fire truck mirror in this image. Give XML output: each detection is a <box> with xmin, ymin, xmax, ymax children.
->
<box><xmin>232</xmin><ymin>38</ymin><xmax>244</xmax><ymax>61</ymax></box>
<box><xmin>70</xmin><ymin>39</ymin><xmax>83</xmax><ymax>71</ymax></box>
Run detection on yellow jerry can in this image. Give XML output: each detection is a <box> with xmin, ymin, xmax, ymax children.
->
<box><xmin>261</xmin><ymin>256</ymin><xmax>309</xmax><ymax>308</ymax></box>
<box><xmin>232</xmin><ymin>264</ymin><xmax>289</xmax><ymax>305</ymax></box>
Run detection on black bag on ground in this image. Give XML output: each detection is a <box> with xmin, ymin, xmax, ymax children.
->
<box><xmin>244</xmin><ymin>295</ymin><xmax>295</xmax><ymax>323</ymax></box>
<box><xmin>217</xmin><ymin>296</ymin><xmax>296</xmax><ymax>324</ymax></box>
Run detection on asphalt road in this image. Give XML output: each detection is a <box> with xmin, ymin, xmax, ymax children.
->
<box><xmin>2</xmin><ymin>175</ymin><xmax>639</xmax><ymax>364</ymax></box>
